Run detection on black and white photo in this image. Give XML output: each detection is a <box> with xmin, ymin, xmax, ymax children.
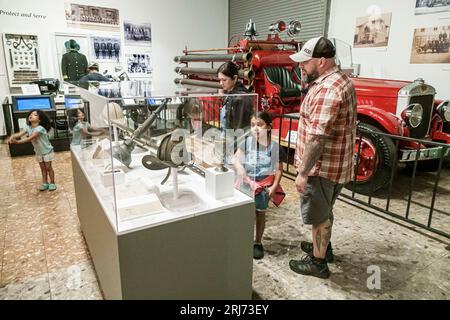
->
<box><xmin>126</xmin><ymin>53</ymin><xmax>152</xmax><ymax>76</ymax></box>
<box><xmin>124</xmin><ymin>21</ymin><xmax>152</xmax><ymax>46</ymax></box>
<box><xmin>354</xmin><ymin>12</ymin><xmax>392</xmax><ymax>48</ymax></box>
<box><xmin>65</xmin><ymin>3</ymin><xmax>120</xmax><ymax>31</ymax></box>
<box><xmin>415</xmin><ymin>0</ymin><xmax>450</xmax><ymax>15</ymax></box>
<box><xmin>410</xmin><ymin>25</ymin><xmax>450</xmax><ymax>63</ymax></box>
<box><xmin>91</xmin><ymin>36</ymin><xmax>121</xmax><ymax>62</ymax></box>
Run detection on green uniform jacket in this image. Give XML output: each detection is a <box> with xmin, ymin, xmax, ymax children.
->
<box><xmin>61</xmin><ymin>51</ymin><xmax>88</xmax><ymax>81</ymax></box>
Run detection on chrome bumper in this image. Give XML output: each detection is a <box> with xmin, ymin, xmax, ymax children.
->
<box><xmin>399</xmin><ymin>146</ymin><xmax>450</xmax><ymax>162</ymax></box>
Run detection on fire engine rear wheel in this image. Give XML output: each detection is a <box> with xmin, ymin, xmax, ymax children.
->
<box><xmin>345</xmin><ymin>123</ymin><xmax>396</xmax><ymax>195</ymax></box>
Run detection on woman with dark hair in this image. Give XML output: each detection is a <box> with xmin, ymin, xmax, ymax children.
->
<box><xmin>6</xmin><ymin>110</ymin><xmax>57</xmax><ymax>191</ymax></box>
<box><xmin>217</xmin><ymin>61</ymin><xmax>253</xmax><ymax>131</ymax></box>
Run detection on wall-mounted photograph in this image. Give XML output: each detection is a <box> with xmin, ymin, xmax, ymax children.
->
<box><xmin>91</xmin><ymin>36</ymin><xmax>121</xmax><ymax>62</ymax></box>
<box><xmin>65</xmin><ymin>3</ymin><xmax>120</xmax><ymax>31</ymax></box>
<box><xmin>415</xmin><ymin>0</ymin><xmax>450</xmax><ymax>15</ymax></box>
<box><xmin>410</xmin><ymin>25</ymin><xmax>450</xmax><ymax>64</ymax></box>
<box><xmin>353</xmin><ymin>12</ymin><xmax>392</xmax><ymax>48</ymax></box>
<box><xmin>124</xmin><ymin>21</ymin><xmax>152</xmax><ymax>46</ymax></box>
<box><xmin>126</xmin><ymin>53</ymin><xmax>152</xmax><ymax>77</ymax></box>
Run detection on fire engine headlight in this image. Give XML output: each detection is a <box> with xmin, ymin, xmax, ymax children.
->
<box><xmin>402</xmin><ymin>103</ymin><xmax>423</xmax><ymax>128</ymax></box>
<box><xmin>436</xmin><ymin>101</ymin><xmax>450</xmax><ymax>122</ymax></box>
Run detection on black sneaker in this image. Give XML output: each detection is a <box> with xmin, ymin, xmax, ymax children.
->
<box><xmin>253</xmin><ymin>243</ymin><xmax>264</xmax><ymax>260</ymax></box>
<box><xmin>289</xmin><ymin>255</ymin><xmax>330</xmax><ymax>279</ymax></box>
<box><xmin>300</xmin><ymin>241</ymin><xmax>334</xmax><ymax>263</ymax></box>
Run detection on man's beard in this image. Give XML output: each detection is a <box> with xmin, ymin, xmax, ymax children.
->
<box><xmin>305</xmin><ymin>70</ymin><xmax>319</xmax><ymax>84</ymax></box>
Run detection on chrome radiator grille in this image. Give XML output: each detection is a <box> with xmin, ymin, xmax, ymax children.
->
<box><xmin>408</xmin><ymin>95</ymin><xmax>434</xmax><ymax>139</ymax></box>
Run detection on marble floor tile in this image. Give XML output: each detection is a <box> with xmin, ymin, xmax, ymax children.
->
<box><xmin>1</xmin><ymin>241</ymin><xmax>47</xmax><ymax>284</ymax></box>
<box><xmin>0</xmin><ymin>217</ymin><xmax>5</xmax><ymax>276</ymax></box>
<box><xmin>40</xmin><ymin>209</ymin><xmax>79</xmax><ymax>230</ymax></box>
<box><xmin>47</xmin><ymin>261</ymin><xmax>102</xmax><ymax>300</ymax></box>
<box><xmin>377</xmin><ymin>254</ymin><xmax>450</xmax><ymax>300</ymax></box>
<box><xmin>0</xmin><ymin>273</ymin><xmax>51</xmax><ymax>300</ymax></box>
<box><xmin>43</xmin><ymin>229</ymin><xmax>89</xmax><ymax>272</ymax></box>
<box><xmin>253</xmin><ymin>249</ymin><xmax>383</xmax><ymax>300</ymax></box>
<box><xmin>252</xmin><ymin>262</ymin><xmax>300</xmax><ymax>299</ymax></box>
<box><xmin>5</xmin><ymin>214</ymin><xmax>42</xmax><ymax>233</ymax></box>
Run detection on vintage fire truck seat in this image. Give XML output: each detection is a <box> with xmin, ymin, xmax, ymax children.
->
<box><xmin>263</xmin><ymin>66</ymin><xmax>302</xmax><ymax>106</ymax></box>
<box><xmin>291</xmin><ymin>64</ymin><xmax>303</xmax><ymax>84</ymax></box>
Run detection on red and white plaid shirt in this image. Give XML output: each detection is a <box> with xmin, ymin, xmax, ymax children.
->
<box><xmin>295</xmin><ymin>66</ymin><xmax>357</xmax><ymax>184</ymax></box>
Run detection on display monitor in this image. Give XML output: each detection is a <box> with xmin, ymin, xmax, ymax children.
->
<box><xmin>147</xmin><ymin>97</ymin><xmax>167</xmax><ymax>106</ymax></box>
<box><xmin>12</xmin><ymin>95</ymin><xmax>55</xmax><ymax>113</ymax></box>
<box><xmin>64</xmin><ymin>95</ymin><xmax>83</xmax><ymax>109</ymax></box>
<box><xmin>122</xmin><ymin>98</ymin><xmax>136</xmax><ymax>106</ymax></box>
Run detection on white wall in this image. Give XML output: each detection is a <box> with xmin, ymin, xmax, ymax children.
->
<box><xmin>328</xmin><ymin>0</ymin><xmax>450</xmax><ymax>99</ymax></box>
<box><xmin>0</xmin><ymin>0</ymin><xmax>228</xmax><ymax>135</ymax></box>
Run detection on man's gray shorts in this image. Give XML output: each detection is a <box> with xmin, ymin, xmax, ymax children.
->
<box><xmin>301</xmin><ymin>176</ymin><xmax>343</xmax><ymax>225</ymax></box>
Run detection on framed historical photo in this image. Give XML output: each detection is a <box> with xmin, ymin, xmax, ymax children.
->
<box><xmin>65</xmin><ymin>3</ymin><xmax>120</xmax><ymax>31</ymax></box>
<box><xmin>415</xmin><ymin>0</ymin><xmax>450</xmax><ymax>15</ymax></box>
<box><xmin>354</xmin><ymin>12</ymin><xmax>392</xmax><ymax>48</ymax></box>
<box><xmin>124</xmin><ymin>21</ymin><xmax>152</xmax><ymax>46</ymax></box>
<box><xmin>126</xmin><ymin>53</ymin><xmax>152</xmax><ymax>77</ymax></box>
<box><xmin>91</xmin><ymin>36</ymin><xmax>121</xmax><ymax>62</ymax></box>
<box><xmin>410</xmin><ymin>25</ymin><xmax>450</xmax><ymax>64</ymax></box>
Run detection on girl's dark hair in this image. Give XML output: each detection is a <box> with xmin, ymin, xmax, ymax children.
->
<box><xmin>26</xmin><ymin>109</ymin><xmax>51</xmax><ymax>132</ymax></box>
<box><xmin>251</xmin><ymin>111</ymin><xmax>272</xmax><ymax>147</ymax></box>
<box><xmin>77</xmin><ymin>108</ymin><xmax>86</xmax><ymax>116</ymax></box>
<box><xmin>217</xmin><ymin>61</ymin><xmax>239</xmax><ymax>78</ymax></box>
<box><xmin>254</xmin><ymin>111</ymin><xmax>272</xmax><ymax>126</ymax></box>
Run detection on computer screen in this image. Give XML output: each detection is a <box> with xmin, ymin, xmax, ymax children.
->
<box><xmin>147</xmin><ymin>97</ymin><xmax>165</xmax><ymax>106</ymax></box>
<box><xmin>13</xmin><ymin>96</ymin><xmax>55</xmax><ymax>112</ymax></box>
<box><xmin>65</xmin><ymin>97</ymin><xmax>82</xmax><ymax>109</ymax></box>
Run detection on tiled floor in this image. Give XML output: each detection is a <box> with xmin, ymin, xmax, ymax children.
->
<box><xmin>0</xmin><ymin>145</ymin><xmax>102</xmax><ymax>299</ymax></box>
<box><xmin>0</xmin><ymin>143</ymin><xmax>449</xmax><ymax>300</ymax></box>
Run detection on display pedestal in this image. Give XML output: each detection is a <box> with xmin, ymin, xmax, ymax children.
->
<box><xmin>71</xmin><ymin>151</ymin><xmax>254</xmax><ymax>299</ymax></box>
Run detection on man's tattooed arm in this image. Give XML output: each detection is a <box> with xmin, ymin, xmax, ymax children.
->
<box><xmin>298</xmin><ymin>134</ymin><xmax>326</xmax><ymax>177</ymax></box>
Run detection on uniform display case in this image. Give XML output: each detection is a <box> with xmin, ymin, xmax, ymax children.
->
<box><xmin>70</xmin><ymin>81</ymin><xmax>258</xmax><ymax>299</ymax></box>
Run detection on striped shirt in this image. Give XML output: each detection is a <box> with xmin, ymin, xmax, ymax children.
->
<box><xmin>295</xmin><ymin>66</ymin><xmax>357</xmax><ymax>184</ymax></box>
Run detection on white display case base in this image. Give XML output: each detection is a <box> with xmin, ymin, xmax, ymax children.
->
<box><xmin>72</xmin><ymin>151</ymin><xmax>254</xmax><ymax>299</ymax></box>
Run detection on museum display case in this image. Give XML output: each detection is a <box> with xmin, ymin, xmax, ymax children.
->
<box><xmin>69</xmin><ymin>80</ymin><xmax>258</xmax><ymax>299</ymax></box>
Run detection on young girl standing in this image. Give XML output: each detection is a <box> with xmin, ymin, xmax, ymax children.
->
<box><xmin>233</xmin><ymin>111</ymin><xmax>286</xmax><ymax>259</ymax></box>
<box><xmin>70</xmin><ymin>108</ymin><xmax>104</xmax><ymax>146</ymax></box>
<box><xmin>7</xmin><ymin>109</ymin><xmax>56</xmax><ymax>191</ymax></box>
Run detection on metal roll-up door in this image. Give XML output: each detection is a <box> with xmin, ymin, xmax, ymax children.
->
<box><xmin>229</xmin><ymin>0</ymin><xmax>330</xmax><ymax>43</ymax></box>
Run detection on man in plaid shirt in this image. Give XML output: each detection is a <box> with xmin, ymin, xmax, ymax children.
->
<box><xmin>288</xmin><ymin>37</ymin><xmax>357</xmax><ymax>279</ymax></box>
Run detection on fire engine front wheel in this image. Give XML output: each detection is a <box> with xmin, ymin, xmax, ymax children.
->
<box><xmin>346</xmin><ymin>123</ymin><xmax>396</xmax><ymax>195</ymax></box>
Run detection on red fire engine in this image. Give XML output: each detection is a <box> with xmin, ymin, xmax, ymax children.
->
<box><xmin>174</xmin><ymin>20</ymin><xmax>450</xmax><ymax>194</ymax></box>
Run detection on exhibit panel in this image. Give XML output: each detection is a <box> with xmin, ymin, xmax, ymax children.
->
<box><xmin>70</xmin><ymin>81</ymin><xmax>259</xmax><ymax>298</ymax></box>
<box><xmin>2</xmin><ymin>33</ymin><xmax>42</xmax><ymax>88</ymax></box>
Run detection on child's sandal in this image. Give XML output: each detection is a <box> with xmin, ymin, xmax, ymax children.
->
<box><xmin>38</xmin><ymin>183</ymin><xmax>49</xmax><ymax>191</ymax></box>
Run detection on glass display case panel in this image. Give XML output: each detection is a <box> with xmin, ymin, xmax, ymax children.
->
<box><xmin>68</xmin><ymin>81</ymin><xmax>264</xmax><ymax>234</ymax></box>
